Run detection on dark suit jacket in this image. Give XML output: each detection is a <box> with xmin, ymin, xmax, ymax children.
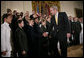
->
<box><xmin>32</xmin><ymin>23</ymin><xmax>42</xmax><ymax>56</ymax></box>
<box><xmin>69</xmin><ymin>20</ymin><xmax>73</xmax><ymax>34</ymax></box>
<box><xmin>15</xmin><ymin>27</ymin><xmax>28</xmax><ymax>52</ymax></box>
<box><xmin>72</xmin><ymin>21</ymin><xmax>81</xmax><ymax>34</ymax></box>
<box><xmin>23</xmin><ymin>17</ymin><xmax>29</xmax><ymax>28</ymax></box>
<box><xmin>40</xmin><ymin>25</ymin><xmax>48</xmax><ymax>43</ymax></box>
<box><xmin>41</xmin><ymin>25</ymin><xmax>48</xmax><ymax>33</ymax></box>
<box><xmin>9</xmin><ymin>15</ymin><xmax>18</xmax><ymax>50</ymax></box>
<box><xmin>46</xmin><ymin>21</ymin><xmax>51</xmax><ymax>33</ymax></box>
<box><xmin>50</xmin><ymin>12</ymin><xmax>71</xmax><ymax>40</ymax></box>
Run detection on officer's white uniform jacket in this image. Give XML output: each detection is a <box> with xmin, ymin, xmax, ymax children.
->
<box><xmin>1</xmin><ymin>22</ymin><xmax>12</xmax><ymax>52</ymax></box>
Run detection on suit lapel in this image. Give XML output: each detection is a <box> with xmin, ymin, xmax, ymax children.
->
<box><xmin>58</xmin><ymin>12</ymin><xmax>61</xmax><ymax>25</ymax></box>
<box><xmin>53</xmin><ymin>15</ymin><xmax>56</xmax><ymax>25</ymax></box>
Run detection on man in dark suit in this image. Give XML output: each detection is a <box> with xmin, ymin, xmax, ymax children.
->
<box><xmin>9</xmin><ymin>10</ymin><xmax>18</xmax><ymax>57</ymax></box>
<box><xmin>33</xmin><ymin>17</ymin><xmax>42</xmax><ymax>56</ymax></box>
<box><xmin>26</xmin><ymin>19</ymin><xmax>35</xmax><ymax>56</ymax></box>
<box><xmin>15</xmin><ymin>20</ymin><xmax>28</xmax><ymax>57</ymax></box>
<box><xmin>50</xmin><ymin>6</ymin><xmax>71</xmax><ymax>57</ymax></box>
<box><xmin>72</xmin><ymin>17</ymin><xmax>81</xmax><ymax>45</ymax></box>
<box><xmin>68</xmin><ymin>16</ymin><xmax>74</xmax><ymax>46</ymax></box>
<box><xmin>40</xmin><ymin>20</ymin><xmax>48</xmax><ymax>56</ymax></box>
<box><xmin>46</xmin><ymin>16</ymin><xmax>53</xmax><ymax>56</ymax></box>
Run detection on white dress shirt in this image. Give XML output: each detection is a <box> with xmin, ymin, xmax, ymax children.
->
<box><xmin>80</xmin><ymin>23</ymin><xmax>83</xmax><ymax>44</ymax></box>
<box><xmin>1</xmin><ymin>22</ymin><xmax>12</xmax><ymax>52</ymax></box>
<box><xmin>55</xmin><ymin>12</ymin><xmax>58</xmax><ymax>19</ymax></box>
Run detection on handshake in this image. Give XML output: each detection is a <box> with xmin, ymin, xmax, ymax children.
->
<box><xmin>42</xmin><ymin>32</ymin><xmax>48</xmax><ymax>37</ymax></box>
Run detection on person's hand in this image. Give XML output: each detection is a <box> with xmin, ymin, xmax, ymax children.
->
<box><xmin>67</xmin><ymin>33</ymin><xmax>71</xmax><ymax>38</ymax></box>
<box><xmin>29</xmin><ymin>23</ymin><xmax>32</xmax><ymax>27</ymax></box>
<box><xmin>2</xmin><ymin>51</ymin><xmax>7</xmax><ymax>56</ymax></box>
<box><xmin>43</xmin><ymin>32</ymin><xmax>48</xmax><ymax>37</ymax></box>
<box><xmin>22</xmin><ymin>50</ymin><xmax>26</xmax><ymax>55</ymax></box>
<box><xmin>43</xmin><ymin>32</ymin><xmax>46</xmax><ymax>37</ymax></box>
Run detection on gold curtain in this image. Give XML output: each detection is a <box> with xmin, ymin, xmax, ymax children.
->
<box><xmin>32</xmin><ymin>1</ymin><xmax>60</xmax><ymax>14</ymax></box>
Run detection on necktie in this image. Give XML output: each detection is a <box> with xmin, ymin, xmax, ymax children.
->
<box><xmin>55</xmin><ymin>15</ymin><xmax>58</xmax><ymax>25</ymax></box>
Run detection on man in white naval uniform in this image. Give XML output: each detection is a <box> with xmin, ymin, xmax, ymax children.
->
<box><xmin>1</xmin><ymin>14</ymin><xmax>12</xmax><ymax>57</ymax></box>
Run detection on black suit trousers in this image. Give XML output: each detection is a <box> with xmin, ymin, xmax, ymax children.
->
<box><xmin>52</xmin><ymin>32</ymin><xmax>67</xmax><ymax>57</ymax></box>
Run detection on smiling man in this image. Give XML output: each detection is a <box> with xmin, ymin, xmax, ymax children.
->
<box><xmin>49</xmin><ymin>6</ymin><xmax>71</xmax><ymax>57</ymax></box>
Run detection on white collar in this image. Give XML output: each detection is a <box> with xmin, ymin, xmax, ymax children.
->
<box><xmin>44</xmin><ymin>26</ymin><xmax>46</xmax><ymax>28</ymax></box>
<box><xmin>4</xmin><ymin>22</ymin><xmax>9</xmax><ymax>26</ymax></box>
<box><xmin>55</xmin><ymin>12</ymin><xmax>58</xmax><ymax>19</ymax></box>
<box><xmin>4</xmin><ymin>22</ymin><xmax>10</xmax><ymax>29</ymax></box>
<box><xmin>55</xmin><ymin>12</ymin><xmax>58</xmax><ymax>16</ymax></box>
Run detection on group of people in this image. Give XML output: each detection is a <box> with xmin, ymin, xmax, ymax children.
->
<box><xmin>1</xmin><ymin>6</ymin><xmax>83</xmax><ymax>57</ymax></box>
<box><xmin>68</xmin><ymin>16</ymin><xmax>83</xmax><ymax>46</ymax></box>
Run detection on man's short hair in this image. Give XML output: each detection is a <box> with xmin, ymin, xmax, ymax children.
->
<box><xmin>50</xmin><ymin>6</ymin><xmax>58</xmax><ymax>10</ymax></box>
<box><xmin>13</xmin><ymin>10</ymin><xmax>17</xmax><ymax>14</ymax></box>
<box><xmin>42</xmin><ymin>19</ymin><xmax>46</xmax><ymax>22</ymax></box>
<box><xmin>2</xmin><ymin>13</ymin><xmax>12</xmax><ymax>20</ymax></box>
<box><xmin>17</xmin><ymin>20</ymin><xmax>23</xmax><ymax>24</ymax></box>
<box><xmin>7</xmin><ymin>8</ymin><xmax>12</xmax><ymax>13</ymax></box>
